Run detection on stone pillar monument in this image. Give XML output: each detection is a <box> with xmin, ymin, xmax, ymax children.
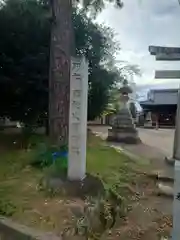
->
<box><xmin>107</xmin><ymin>81</ymin><xmax>140</xmax><ymax>144</ymax></box>
<box><xmin>68</xmin><ymin>57</ymin><xmax>88</xmax><ymax>180</ymax></box>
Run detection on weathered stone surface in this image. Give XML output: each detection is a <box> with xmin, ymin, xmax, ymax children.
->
<box><xmin>165</xmin><ymin>157</ymin><xmax>175</xmax><ymax>166</ymax></box>
<box><xmin>157</xmin><ymin>182</ymin><xmax>174</xmax><ymax>198</ymax></box>
<box><xmin>108</xmin><ymin>109</ymin><xmax>140</xmax><ymax>144</ymax></box>
<box><xmin>108</xmin><ymin>127</ymin><xmax>138</xmax><ymax>133</ymax></box>
<box><xmin>148</xmin><ymin>170</ymin><xmax>174</xmax><ymax>182</ymax></box>
<box><xmin>46</xmin><ymin>174</ymin><xmax>105</xmax><ymax>198</ymax></box>
<box><xmin>0</xmin><ymin>216</ymin><xmax>60</xmax><ymax>239</ymax></box>
<box><xmin>107</xmin><ymin>129</ymin><xmax>140</xmax><ymax>144</ymax></box>
<box><xmin>107</xmin><ymin>83</ymin><xmax>140</xmax><ymax>144</ymax></box>
<box><xmin>69</xmin><ymin>204</ymin><xmax>84</xmax><ymax>218</ymax></box>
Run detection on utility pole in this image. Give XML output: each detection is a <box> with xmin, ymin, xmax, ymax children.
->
<box><xmin>49</xmin><ymin>0</ymin><xmax>73</xmax><ymax>146</ymax></box>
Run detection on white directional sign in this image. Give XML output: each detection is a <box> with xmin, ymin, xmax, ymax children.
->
<box><xmin>149</xmin><ymin>46</ymin><xmax>180</xmax><ymax>55</ymax></box>
<box><xmin>156</xmin><ymin>53</ymin><xmax>180</xmax><ymax>61</ymax></box>
<box><xmin>68</xmin><ymin>57</ymin><xmax>88</xmax><ymax>180</ymax></box>
<box><xmin>155</xmin><ymin>70</ymin><xmax>180</xmax><ymax>79</ymax></box>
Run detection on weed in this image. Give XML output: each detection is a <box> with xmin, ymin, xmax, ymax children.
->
<box><xmin>0</xmin><ymin>198</ymin><xmax>16</xmax><ymax>217</ymax></box>
<box><xmin>0</xmin><ymin>131</ymin><xmax>148</xmax><ymax>236</ymax></box>
<box><xmin>30</xmin><ymin>143</ymin><xmax>52</xmax><ymax>168</ymax></box>
<box><xmin>64</xmin><ymin>188</ymin><xmax>127</xmax><ymax>239</ymax></box>
<box><xmin>30</xmin><ymin>143</ymin><xmax>68</xmax><ymax>171</ymax></box>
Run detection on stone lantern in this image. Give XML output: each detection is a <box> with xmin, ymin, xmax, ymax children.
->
<box><xmin>107</xmin><ymin>81</ymin><xmax>140</xmax><ymax>143</ymax></box>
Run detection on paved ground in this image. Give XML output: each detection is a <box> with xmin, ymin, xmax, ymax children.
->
<box><xmin>90</xmin><ymin>126</ymin><xmax>174</xmax><ymax>158</ymax></box>
<box><xmin>138</xmin><ymin>128</ymin><xmax>174</xmax><ymax>157</ymax></box>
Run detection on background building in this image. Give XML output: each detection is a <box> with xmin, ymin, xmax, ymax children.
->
<box><xmin>140</xmin><ymin>88</ymin><xmax>178</xmax><ymax>127</ymax></box>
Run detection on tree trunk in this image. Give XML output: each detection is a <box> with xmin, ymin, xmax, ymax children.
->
<box><xmin>49</xmin><ymin>0</ymin><xmax>73</xmax><ymax>147</ymax></box>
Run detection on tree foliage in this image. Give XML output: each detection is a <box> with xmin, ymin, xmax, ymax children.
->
<box><xmin>79</xmin><ymin>0</ymin><xmax>123</xmax><ymax>16</ymax></box>
<box><xmin>0</xmin><ymin>0</ymin><xmax>122</xmax><ymax>123</ymax></box>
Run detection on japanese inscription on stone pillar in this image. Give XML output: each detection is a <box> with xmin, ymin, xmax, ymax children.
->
<box><xmin>68</xmin><ymin>57</ymin><xmax>88</xmax><ymax>180</ymax></box>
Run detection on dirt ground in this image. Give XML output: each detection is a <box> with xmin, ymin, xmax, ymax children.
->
<box><xmin>0</xmin><ymin>129</ymin><xmax>173</xmax><ymax>239</ymax></box>
<box><xmin>90</xmin><ymin>125</ymin><xmax>173</xmax><ymax>240</ymax></box>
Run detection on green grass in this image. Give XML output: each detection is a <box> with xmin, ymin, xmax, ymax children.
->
<box><xmin>87</xmin><ymin>134</ymin><xmax>147</xmax><ymax>198</ymax></box>
<box><xmin>0</xmin><ymin>130</ymin><xmax>149</xmax><ymax>233</ymax></box>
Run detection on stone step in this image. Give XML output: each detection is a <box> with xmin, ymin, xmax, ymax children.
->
<box><xmin>165</xmin><ymin>157</ymin><xmax>175</xmax><ymax>166</ymax></box>
<box><xmin>148</xmin><ymin>170</ymin><xmax>174</xmax><ymax>182</ymax></box>
<box><xmin>157</xmin><ymin>182</ymin><xmax>174</xmax><ymax>198</ymax></box>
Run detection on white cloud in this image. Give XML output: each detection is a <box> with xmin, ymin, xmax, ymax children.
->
<box><xmin>96</xmin><ymin>0</ymin><xmax>180</xmax><ymax>87</ymax></box>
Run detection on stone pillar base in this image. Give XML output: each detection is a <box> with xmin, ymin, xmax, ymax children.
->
<box><xmin>172</xmin><ymin>160</ymin><xmax>180</xmax><ymax>239</ymax></box>
<box><xmin>107</xmin><ymin>128</ymin><xmax>141</xmax><ymax>144</ymax></box>
<box><xmin>165</xmin><ymin>157</ymin><xmax>175</xmax><ymax>166</ymax></box>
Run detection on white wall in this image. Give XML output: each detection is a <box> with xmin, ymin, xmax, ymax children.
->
<box><xmin>154</xmin><ymin>91</ymin><xmax>178</xmax><ymax>105</ymax></box>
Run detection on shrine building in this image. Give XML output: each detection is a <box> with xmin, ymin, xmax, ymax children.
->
<box><xmin>140</xmin><ymin>88</ymin><xmax>178</xmax><ymax>127</ymax></box>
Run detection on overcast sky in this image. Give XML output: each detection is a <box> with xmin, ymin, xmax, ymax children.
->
<box><xmin>97</xmin><ymin>0</ymin><xmax>180</xmax><ymax>92</ymax></box>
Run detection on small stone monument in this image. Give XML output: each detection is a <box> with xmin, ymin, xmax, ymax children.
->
<box><xmin>107</xmin><ymin>80</ymin><xmax>140</xmax><ymax>144</ymax></box>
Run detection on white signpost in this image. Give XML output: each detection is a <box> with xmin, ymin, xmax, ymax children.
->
<box><xmin>155</xmin><ymin>70</ymin><xmax>180</xmax><ymax>79</ymax></box>
<box><xmin>149</xmin><ymin>46</ymin><xmax>180</xmax><ymax>55</ymax></box>
<box><xmin>156</xmin><ymin>53</ymin><xmax>180</xmax><ymax>61</ymax></box>
<box><xmin>68</xmin><ymin>57</ymin><xmax>88</xmax><ymax>180</ymax></box>
<box><xmin>149</xmin><ymin>45</ymin><xmax>180</xmax><ymax>239</ymax></box>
